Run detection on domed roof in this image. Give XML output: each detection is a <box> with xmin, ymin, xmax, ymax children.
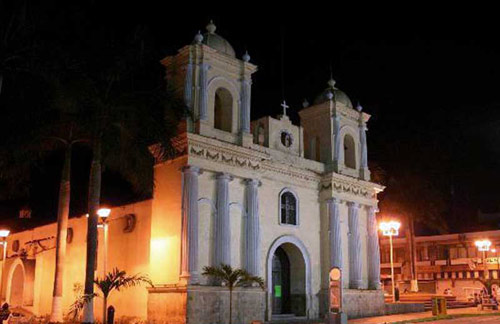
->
<box><xmin>313</xmin><ymin>79</ymin><xmax>353</xmax><ymax>108</ymax></box>
<box><xmin>201</xmin><ymin>21</ymin><xmax>236</xmax><ymax>57</ymax></box>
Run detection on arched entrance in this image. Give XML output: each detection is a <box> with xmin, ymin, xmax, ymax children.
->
<box><xmin>9</xmin><ymin>264</ymin><xmax>24</xmax><ymax>307</ymax></box>
<box><xmin>5</xmin><ymin>258</ymin><xmax>36</xmax><ymax>307</ymax></box>
<box><xmin>267</xmin><ymin>236</ymin><xmax>311</xmax><ymax>320</ymax></box>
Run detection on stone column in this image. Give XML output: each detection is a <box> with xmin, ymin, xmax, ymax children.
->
<box><xmin>184</xmin><ymin>51</ymin><xmax>193</xmax><ymax>108</ymax></box>
<box><xmin>215</xmin><ymin>173</ymin><xmax>233</xmax><ymax>266</ymax></box>
<box><xmin>198</xmin><ymin>63</ymin><xmax>210</xmax><ymax>121</ymax></box>
<box><xmin>245</xmin><ymin>179</ymin><xmax>260</xmax><ymax>276</ymax></box>
<box><xmin>367</xmin><ymin>206</ymin><xmax>381</xmax><ymax>289</ymax></box>
<box><xmin>359</xmin><ymin>122</ymin><xmax>370</xmax><ymax>180</ymax></box>
<box><xmin>333</xmin><ymin>114</ymin><xmax>341</xmax><ymax>165</ymax></box>
<box><xmin>348</xmin><ymin>202</ymin><xmax>362</xmax><ymax>289</ymax></box>
<box><xmin>240</xmin><ymin>79</ymin><xmax>251</xmax><ymax>133</ymax></box>
<box><xmin>327</xmin><ymin>198</ymin><xmax>342</xmax><ymax>269</ymax></box>
<box><xmin>180</xmin><ymin>166</ymin><xmax>201</xmax><ymax>284</ymax></box>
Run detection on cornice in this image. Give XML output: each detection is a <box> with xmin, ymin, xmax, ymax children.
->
<box><xmin>320</xmin><ymin>172</ymin><xmax>385</xmax><ymax>199</ymax></box>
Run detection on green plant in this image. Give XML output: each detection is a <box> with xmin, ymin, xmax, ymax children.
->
<box><xmin>202</xmin><ymin>264</ymin><xmax>264</xmax><ymax>324</ymax></box>
<box><xmin>94</xmin><ymin>268</ymin><xmax>153</xmax><ymax>324</ymax></box>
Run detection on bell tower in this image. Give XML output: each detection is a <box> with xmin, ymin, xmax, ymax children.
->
<box><xmin>299</xmin><ymin>78</ymin><xmax>371</xmax><ymax>181</ymax></box>
<box><xmin>161</xmin><ymin>21</ymin><xmax>257</xmax><ymax>147</ymax></box>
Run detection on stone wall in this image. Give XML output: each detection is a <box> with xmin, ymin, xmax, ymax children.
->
<box><xmin>342</xmin><ymin>289</ymin><xmax>385</xmax><ymax>318</ymax></box>
<box><xmin>147</xmin><ymin>285</ymin><xmax>265</xmax><ymax>324</ymax></box>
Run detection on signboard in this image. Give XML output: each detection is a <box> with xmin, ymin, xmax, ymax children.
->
<box><xmin>329</xmin><ymin>267</ymin><xmax>342</xmax><ymax>313</ymax></box>
<box><xmin>274</xmin><ymin>285</ymin><xmax>281</xmax><ymax>297</ymax></box>
<box><xmin>486</xmin><ymin>257</ymin><xmax>500</xmax><ymax>264</ymax></box>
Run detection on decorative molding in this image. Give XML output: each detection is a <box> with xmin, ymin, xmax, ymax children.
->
<box><xmin>320</xmin><ymin>179</ymin><xmax>375</xmax><ymax>199</ymax></box>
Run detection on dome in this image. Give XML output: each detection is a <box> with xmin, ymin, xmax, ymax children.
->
<box><xmin>201</xmin><ymin>21</ymin><xmax>236</xmax><ymax>57</ymax></box>
<box><xmin>313</xmin><ymin>79</ymin><xmax>353</xmax><ymax>108</ymax></box>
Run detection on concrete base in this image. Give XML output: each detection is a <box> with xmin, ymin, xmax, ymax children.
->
<box><xmin>147</xmin><ymin>285</ymin><xmax>265</xmax><ymax>324</ymax></box>
<box><xmin>384</xmin><ymin>302</ymin><xmax>425</xmax><ymax>315</ymax></box>
<box><xmin>325</xmin><ymin>312</ymin><xmax>348</xmax><ymax>324</ymax></box>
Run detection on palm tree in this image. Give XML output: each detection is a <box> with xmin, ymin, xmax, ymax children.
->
<box><xmin>0</xmin><ymin>51</ymin><xmax>88</xmax><ymax>322</ymax></box>
<box><xmin>202</xmin><ymin>264</ymin><xmax>265</xmax><ymax>324</ymax></box>
<box><xmin>80</xmin><ymin>29</ymin><xmax>187</xmax><ymax>324</ymax></box>
<box><xmin>94</xmin><ymin>268</ymin><xmax>152</xmax><ymax>324</ymax></box>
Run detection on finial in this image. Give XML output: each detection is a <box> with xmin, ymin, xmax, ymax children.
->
<box><xmin>206</xmin><ymin>20</ymin><xmax>216</xmax><ymax>34</ymax></box>
<box><xmin>194</xmin><ymin>30</ymin><xmax>203</xmax><ymax>44</ymax></box>
<box><xmin>327</xmin><ymin>78</ymin><xmax>336</xmax><ymax>89</ymax></box>
<box><xmin>302</xmin><ymin>99</ymin><xmax>310</xmax><ymax>108</ymax></box>
<box><xmin>326</xmin><ymin>90</ymin><xmax>334</xmax><ymax>100</ymax></box>
<box><xmin>356</xmin><ymin>102</ymin><xmax>363</xmax><ymax>112</ymax></box>
<box><xmin>242</xmin><ymin>50</ymin><xmax>250</xmax><ymax>62</ymax></box>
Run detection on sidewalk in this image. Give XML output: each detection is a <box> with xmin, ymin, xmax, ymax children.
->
<box><xmin>348</xmin><ymin>307</ymin><xmax>499</xmax><ymax>323</ymax></box>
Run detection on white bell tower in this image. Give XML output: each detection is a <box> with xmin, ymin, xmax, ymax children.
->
<box><xmin>161</xmin><ymin>21</ymin><xmax>257</xmax><ymax>147</ymax></box>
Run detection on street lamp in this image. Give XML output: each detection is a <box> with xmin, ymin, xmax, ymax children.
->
<box><xmin>475</xmin><ymin>239</ymin><xmax>492</xmax><ymax>279</ymax></box>
<box><xmin>97</xmin><ymin>207</ymin><xmax>111</xmax><ymax>277</ymax></box>
<box><xmin>0</xmin><ymin>229</ymin><xmax>10</xmax><ymax>302</ymax></box>
<box><xmin>380</xmin><ymin>220</ymin><xmax>401</xmax><ymax>303</ymax></box>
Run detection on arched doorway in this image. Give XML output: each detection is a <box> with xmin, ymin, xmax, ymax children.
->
<box><xmin>267</xmin><ymin>236</ymin><xmax>311</xmax><ymax>320</ymax></box>
<box><xmin>272</xmin><ymin>247</ymin><xmax>290</xmax><ymax>314</ymax></box>
<box><xmin>9</xmin><ymin>264</ymin><xmax>24</xmax><ymax>307</ymax></box>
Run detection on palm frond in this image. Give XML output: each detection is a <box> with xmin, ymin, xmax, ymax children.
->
<box><xmin>202</xmin><ymin>264</ymin><xmax>265</xmax><ymax>290</ymax></box>
<box><xmin>95</xmin><ymin>267</ymin><xmax>153</xmax><ymax>298</ymax></box>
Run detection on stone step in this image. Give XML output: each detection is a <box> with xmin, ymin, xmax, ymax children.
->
<box><xmin>269</xmin><ymin>314</ymin><xmax>313</xmax><ymax>323</ymax></box>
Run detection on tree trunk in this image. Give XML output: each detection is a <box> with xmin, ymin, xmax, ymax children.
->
<box><xmin>102</xmin><ymin>296</ymin><xmax>107</xmax><ymax>324</ymax></box>
<box><xmin>83</xmin><ymin>138</ymin><xmax>102</xmax><ymax>324</ymax></box>
<box><xmin>49</xmin><ymin>147</ymin><xmax>72</xmax><ymax>323</ymax></box>
<box><xmin>229</xmin><ymin>288</ymin><xmax>232</xmax><ymax>324</ymax></box>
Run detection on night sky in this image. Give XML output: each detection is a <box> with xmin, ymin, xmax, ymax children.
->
<box><xmin>2</xmin><ymin>3</ymin><xmax>500</xmax><ymax>234</ymax></box>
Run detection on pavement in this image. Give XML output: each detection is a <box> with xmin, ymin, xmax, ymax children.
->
<box><xmin>348</xmin><ymin>307</ymin><xmax>500</xmax><ymax>324</ymax></box>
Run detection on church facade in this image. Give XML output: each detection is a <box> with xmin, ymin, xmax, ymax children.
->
<box><xmin>0</xmin><ymin>22</ymin><xmax>385</xmax><ymax>323</ymax></box>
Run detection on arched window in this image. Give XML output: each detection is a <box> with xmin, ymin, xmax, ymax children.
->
<box><xmin>343</xmin><ymin>134</ymin><xmax>356</xmax><ymax>169</ymax></box>
<box><xmin>280</xmin><ymin>189</ymin><xmax>298</xmax><ymax>225</ymax></box>
<box><xmin>214</xmin><ymin>87</ymin><xmax>233</xmax><ymax>132</ymax></box>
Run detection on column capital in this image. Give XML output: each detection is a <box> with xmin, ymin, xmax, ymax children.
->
<box><xmin>347</xmin><ymin>201</ymin><xmax>360</xmax><ymax>209</ymax></box>
<box><xmin>181</xmin><ymin>165</ymin><xmax>202</xmax><ymax>175</ymax></box>
<box><xmin>326</xmin><ymin>197</ymin><xmax>340</xmax><ymax>205</ymax></box>
<box><xmin>244</xmin><ymin>178</ymin><xmax>261</xmax><ymax>187</ymax></box>
<box><xmin>216</xmin><ymin>172</ymin><xmax>233</xmax><ymax>181</ymax></box>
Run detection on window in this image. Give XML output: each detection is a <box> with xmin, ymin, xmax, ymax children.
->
<box><xmin>280</xmin><ymin>190</ymin><xmax>298</xmax><ymax>225</ymax></box>
<box><xmin>214</xmin><ymin>88</ymin><xmax>233</xmax><ymax>132</ymax></box>
<box><xmin>343</xmin><ymin>134</ymin><xmax>356</xmax><ymax>169</ymax></box>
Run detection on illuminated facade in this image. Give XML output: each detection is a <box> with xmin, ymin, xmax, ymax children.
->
<box><xmin>0</xmin><ymin>22</ymin><xmax>384</xmax><ymax>323</ymax></box>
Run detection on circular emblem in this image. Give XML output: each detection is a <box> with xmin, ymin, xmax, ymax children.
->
<box><xmin>330</xmin><ymin>268</ymin><xmax>341</xmax><ymax>281</ymax></box>
<box><xmin>280</xmin><ymin>131</ymin><xmax>293</xmax><ymax>148</ymax></box>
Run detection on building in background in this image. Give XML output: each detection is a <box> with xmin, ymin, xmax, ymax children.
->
<box><xmin>380</xmin><ymin>230</ymin><xmax>500</xmax><ymax>301</ymax></box>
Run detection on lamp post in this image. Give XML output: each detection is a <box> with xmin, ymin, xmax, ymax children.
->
<box><xmin>380</xmin><ymin>220</ymin><xmax>401</xmax><ymax>303</ymax></box>
<box><xmin>0</xmin><ymin>229</ymin><xmax>10</xmax><ymax>303</ymax></box>
<box><xmin>97</xmin><ymin>207</ymin><xmax>111</xmax><ymax>277</ymax></box>
<box><xmin>475</xmin><ymin>239</ymin><xmax>492</xmax><ymax>279</ymax></box>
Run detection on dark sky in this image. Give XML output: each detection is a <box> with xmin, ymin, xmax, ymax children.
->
<box><xmin>2</xmin><ymin>3</ymin><xmax>500</xmax><ymax>234</ymax></box>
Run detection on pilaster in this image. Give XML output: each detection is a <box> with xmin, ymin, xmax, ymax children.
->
<box><xmin>215</xmin><ymin>172</ymin><xmax>233</xmax><ymax>266</ymax></box>
<box><xmin>245</xmin><ymin>179</ymin><xmax>260</xmax><ymax>276</ymax></box>
<box><xmin>367</xmin><ymin>206</ymin><xmax>381</xmax><ymax>289</ymax></box>
<box><xmin>348</xmin><ymin>201</ymin><xmax>362</xmax><ymax>289</ymax></box>
<box><xmin>180</xmin><ymin>166</ymin><xmax>202</xmax><ymax>284</ymax></box>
